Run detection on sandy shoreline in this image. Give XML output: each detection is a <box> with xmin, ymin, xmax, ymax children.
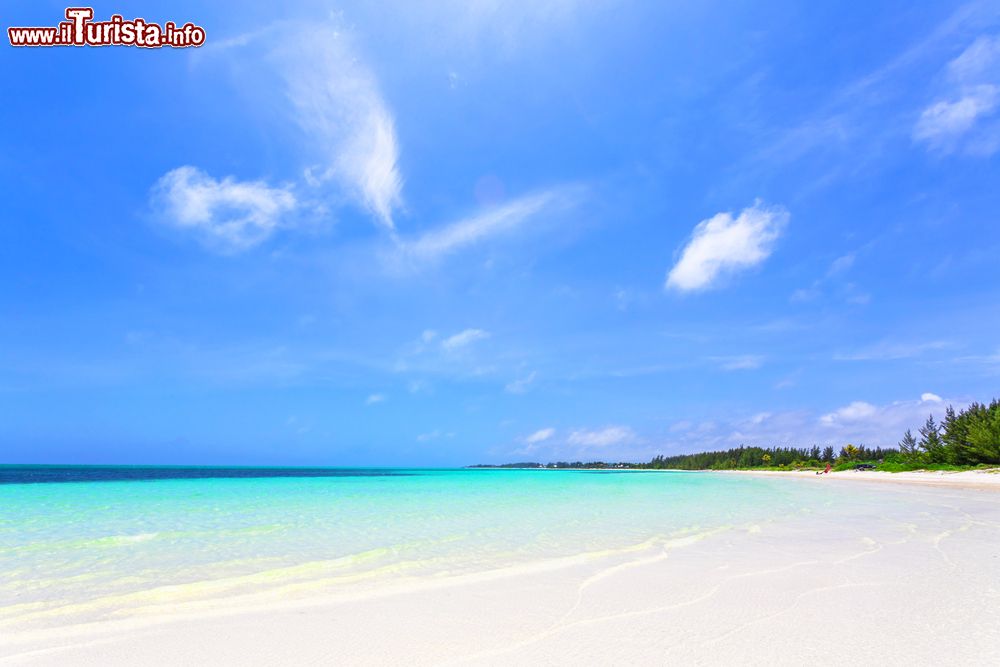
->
<box><xmin>3</xmin><ymin>478</ymin><xmax>1000</xmax><ymax>665</ymax></box>
<box><xmin>475</xmin><ymin>467</ymin><xmax>1000</xmax><ymax>490</ymax></box>
<box><xmin>712</xmin><ymin>467</ymin><xmax>1000</xmax><ymax>490</ymax></box>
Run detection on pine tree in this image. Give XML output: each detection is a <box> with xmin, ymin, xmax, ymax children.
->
<box><xmin>965</xmin><ymin>399</ymin><xmax>1000</xmax><ymax>464</ymax></box>
<box><xmin>940</xmin><ymin>405</ymin><xmax>964</xmax><ymax>464</ymax></box>
<box><xmin>898</xmin><ymin>429</ymin><xmax>919</xmax><ymax>461</ymax></box>
<box><xmin>919</xmin><ymin>415</ymin><xmax>946</xmax><ymax>463</ymax></box>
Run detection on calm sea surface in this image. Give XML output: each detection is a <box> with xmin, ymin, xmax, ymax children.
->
<box><xmin>0</xmin><ymin>466</ymin><xmax>919</xmax><ymax>629</ymax></box>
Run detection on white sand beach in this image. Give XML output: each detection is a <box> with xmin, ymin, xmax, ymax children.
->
<box><xmin>720</xmin><ymin>467</ymin><xmax>1000</xmax><ymax>490</ymax></box>
<box><xmin>3</xmin><ymin>474</ymin><xmax>999</xmax><ymax>666</ymax></box>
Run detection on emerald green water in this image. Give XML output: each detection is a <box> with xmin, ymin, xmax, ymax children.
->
<box><xmin>0</xmin><ymin>468</ymin><xmax>868</xmax><ymax>628</ymax></box>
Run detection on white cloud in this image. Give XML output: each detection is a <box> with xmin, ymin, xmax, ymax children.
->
<box><xmin>401</xmin><ymin>188</ymin><xmax>577</xmax><ymax>262</ymax></box>
<box><xmin>665</xmin><ymin>202</ymin><xmax>789</xmax><ymax>291</ymax></box>
<box><xmin>509</xmin><ymin>425</ymin><xmax>644</xmax><ymax>461</ymax></box>
<box><xmin>805</xmin><ymin>395</ymin><xmax>969</xmax><ymax>445</ymax></box>
<box><xmin>365</xmin><ymin>393</ymin><xmax>386</xmax><ymax>405</ymax></box>
<box><xmin>713</xmin><ymin>355</ymin><xmax>764</xmax><ymax>371</ymax></box>
<box><xmin>656</xmin><ymin>394</ymin><xmax>968</xmax><ymax>455</ymax></box>
<box><xmin>408</xmin><ymin>379</ymin><xmax>431</xmax><ymax>394</ymax></box>
<box><xmin>567</xmin><ymin>426</ymin><xmax>635</xmax><ymax>448</ymax></box>
<box><xmin>834</xmin><ymin>340</ymin><xmax>951</xmax><ymax>361</ymax></box>
<box><xmin>914</xmin><ymin>34</ymin><xmax>1000</xmax><ymax>154</ymax></box>
<box><xmin>188</xmin><ymin>21</ymin><xmax>402</xmax><ymax>235</ymax></box>
<box><xmin>505</xmin><ymin>371</ymin><xmax>537</xmax><ymax>394</ymax></box>
<box><xmin>421</xmin><ymin>330</ymin><xmax>438</xmax><ymax>343</ymax></box>
<box><xmin>921</xmin><ymin>392</ymin><xmax>943</xmax><ymax>403</ymax></box>
<box><xmin>152</xmin><ymin>166</ymin><xmax>296</xmax><ymax>252</ymax></box>
<box><xmin>820</xmin><ymin>401</ymin><xmax>877</xmax><ymax>425</ymax></box>
<box><xmin>525</xmin><ymin>427</ymin><xmax>555</xmax><ymax>444</ymax></box>
<box><xmin>274</xmin><ymin>25</ymin><xmax>403</xmax><ymax>230</ymax></box>
<box><xmin>502</xmin><ymin>393</ymin><xmax>976</xmax><ymax>463</ymax></box>
<box><xmin>416</xmin><ymin>429</ymin><xmax>454</xmax><ymax>442</ymax></box>
<box><xmin>774</xmin><ymin>376</ymin><xmax>797</xmax><ymax>390</ymax></box>
<box><xmin>827</xmin><ymin>253</ymin><xmax>855</xmax><ymax>275</ymax></box>
<box><xmin>914</xmin><ymin>85</ymin><xmax>999</xmax><ymax>146</ymax></box>
<box><xmin>948</xmin><ymin>34</ymin><xmax>1000</xmax><ymax>83</ymax></box>
<box><xmin>790</xmin><ymin>287</ymin><xmax>820</xmax><ymax>303</ymax></box>
<box><xmin>510</xmin><ymin>394</ymin><xmax>974</xmax><ymax>464</ymax></box>
<box><xmin>441</xmin><ymin>328</ymin><xmax>490</xmax><ymax>350</ymax></box>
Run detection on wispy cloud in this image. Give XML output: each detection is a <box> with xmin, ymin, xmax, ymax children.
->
<box><xmin>915</xmin><ymin>86</ymin><xmax>998</xmax><ymax>150</ymax></box>
<box><xmin>742</xmin><ymin>5</ymin><xmax>992</xmax><ymax>186</ymax></box>
<box><xmin>834</xmin><ymin>340</ymin><xmax>951</xmax><ymax>361</ymax></box>
<box><xmin>365</xmin><ymin>393</ymin><xmax>386</xmax><ymax>405</ymax></box>
<box><xmin>416</xmin><ymin>429</ymin><xmax>454</xmax><ymax>442</ymax></box>
<box><xmin>711</xmin><ymin>355</ymin><xmax>764</xmax><ymax>371</ymax></box>
<box><xmin>949</xmin><ymin>348</ymin><xmax>1000</xmax><ymax>375</ymax></box>
<box><xmin>914</xmin><ymin>34</ymin><xmax>1000</xmax><ymax>155</ymax></box>
<box><xmin>505</xmin><ymin>371</ymin><xmax>537</xmax><ymax>394</ymax></box>
<box><xmin>441</xmin><ymin>328</ymin><xmax>491</xmax><ymax>350</ymax></box>
<box><xmin>666</xmin><ymin>201</ymin><xmax>789</xmax><ymax>292</ymax></box>
<box><xmin>510</xmin><ymin>427</ymin><xmax>557</xmax><ymax>457</ymax></box>
<box><xmin>277</xmin><ymin>24</ymin><xmax>403</xmax><ymax>229</ymax></box>
<box><xmin>525</xmin><ymin>427</ymin><xmax>555</xmax><ymax>444</ymax></box>
<box><xmin>151</xmin><ymin>166</ymin><xmax>296</xmax><ymax>252</ymax></box>
<box><xmin>827</xmin><ymin>252</ymin><xmax>856</xmax><ymax>276</ymax></box>
<box><xmin>176</xmin><ymin>19</ymin><xmax>403</xmax><ymax>241</ymax></box>
<box><xmin>567</xmin><ymin>426</ymin><xmax>635</xmax><ymax>447</ymax></box>
<box><xmin>399</xmin><ymin>187</ymin><xmax>580</xmax><ymax>262</ymax></box>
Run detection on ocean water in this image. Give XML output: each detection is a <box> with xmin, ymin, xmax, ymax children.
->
<box><xmin>0</xmin><ymin>466</ymin><xmax>900</xmax><ymax>629</ymax></box>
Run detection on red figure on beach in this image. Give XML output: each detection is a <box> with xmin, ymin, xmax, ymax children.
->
<box><xmin>817</xmin><ymin>462</ymin><xmax>831</xmax><ymax>475</ymax></box>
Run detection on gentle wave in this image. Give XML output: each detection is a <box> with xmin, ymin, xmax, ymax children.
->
<box><xmin>0</xmin><ymin>524</ymin><xmax>735</xmax><ymax>631</ymax></box>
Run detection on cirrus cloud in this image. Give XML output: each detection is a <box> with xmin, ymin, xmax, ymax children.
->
<box><xmin>155</xmin><ymin>19</ymin><xmax>403</xmax><ymax>253</ymax></box>
<box><xmin>914</xmin><ymin>34</ymin><xmax>1000</xmax><ymax>155</ymax></box>
<box><xmin>277</xmin><ymin>24</ymin><xmax>403</xmax><ymax>230</ymax></box>
<box><xmin>441</xmin><ymin>328</ymin><xmax>491</xmax><ymax>350</ymax></box>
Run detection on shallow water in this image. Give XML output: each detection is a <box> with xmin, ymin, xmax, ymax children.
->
<box><xmin>0</xmin><ymin>466</ymin><xmax>974</xmax><ymax>629</ymax></box>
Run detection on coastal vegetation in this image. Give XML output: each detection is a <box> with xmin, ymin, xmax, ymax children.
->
<box><xmin>473</xmin><ymin>400</ymin><xmax>1000</xmax><ymax>472</ymax></box>
<box><xmin>895</xmin><ymin>399</ymin><xmax>1000</xmax><ymax>467</ymax></box>
<box><xmin>640</xmin><ymin>444</ymin><xmax>891</xmax><ymax>471</ymax></box>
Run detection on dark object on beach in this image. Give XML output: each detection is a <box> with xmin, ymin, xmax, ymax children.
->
<box><xmin>853</xmin><ymin>463</ymin><xmax>876</xmax><ymax>471</ymax></box>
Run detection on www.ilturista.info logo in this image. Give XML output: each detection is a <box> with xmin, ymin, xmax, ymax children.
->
<box><xmin>8</xmin><ymin>8</ymin><xmax>206</xmax><ymax>48</ymax></box>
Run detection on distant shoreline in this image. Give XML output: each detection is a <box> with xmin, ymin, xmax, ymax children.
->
<box><xmin>468</xmin><ymin>465</ymin><xmax>1000</xmax><ymax>490</ymax></box>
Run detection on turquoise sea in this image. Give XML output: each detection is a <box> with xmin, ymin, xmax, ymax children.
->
<box><xmin>0</xmin><ymin>466</ymin><xmax>919</xmax><ymax>630</ymax></box>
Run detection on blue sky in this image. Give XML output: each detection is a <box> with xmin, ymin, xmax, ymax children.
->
<box><xmin>2</xmin><ymin>1</ymin><xmax>999</xmax><ymax>465</ymax></box>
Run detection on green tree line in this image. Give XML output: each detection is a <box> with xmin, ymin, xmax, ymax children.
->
<box><xmin>898</xmin><ymin>399</ymin><xmax>1000</xmax><ymax>465</ymax></box>
<box><xmin>471</xmin><ymin>399</ymin><xmax>999</xmax><ymax>471</ymax></box>
<box><xmin>640</xmin><ymin>443</ymin><xmax>894</xmax><ymax>470</ymax></box>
